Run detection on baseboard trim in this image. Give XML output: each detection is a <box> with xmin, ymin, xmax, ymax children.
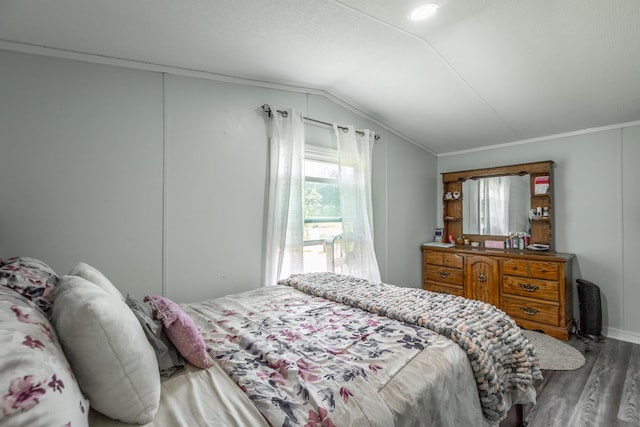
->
<box><xmin>604</xmin><ymin>327</ymin><xmax>640</xmax><ymax>345</ymax></box>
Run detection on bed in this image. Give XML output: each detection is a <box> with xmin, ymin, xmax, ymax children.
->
<box><xmin>0</xmin><ymin>257</ymin><xmax>541</xmax><ymax>427</ymax></box>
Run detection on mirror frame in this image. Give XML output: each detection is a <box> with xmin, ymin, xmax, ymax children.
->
<box><xmin>441</xmin><ymin>160</ymin><xmax>554</xmax><ymax>250</ymax></box>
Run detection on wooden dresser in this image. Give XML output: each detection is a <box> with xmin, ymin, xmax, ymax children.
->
<box><xmin>422</xmin><ymin>245</ymin><xmax>575</xmax><ymax>340</ymax></box>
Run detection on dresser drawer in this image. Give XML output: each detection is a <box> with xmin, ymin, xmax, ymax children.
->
<box><xmin>529</xmin><ymin>261</ymin><xmax>559</xmax><ymax>280</ymax></box>
<box><xmin>502</xmin><ymin>276</ymin><xmax>559</xmax><ymax>301</ymax></box>
<box><xmin>443</xmin><ymin>253</ymin><xmax>463</xmax><ymax>269</ymax></box>
<box><xmin>424</xmin><ymin>281</ymin><xmax>465</xmax><ymax>297</ymax></box>
<box><xmin>502</xmin><ymin>259</ymin><xmax>529</xmax><ymax>277</ymax></box>
<box><xmin>424</xmin><ymin>251</ymin><xmax>464</xmax><ymax>269</ymax></box>
<box><xmin>502</xmin><ymin>259</ymin><xmax>559</xmax><ymax>280</ymax></box>
<box><xmin>502</xmin><ymin>296</ymin><xmax>559</xmax><ymax>326</ymax></box>
<box><xmin>425</xmin><ymin>265</ymin><xmax>463</xmax><ymax>286</ymax></box>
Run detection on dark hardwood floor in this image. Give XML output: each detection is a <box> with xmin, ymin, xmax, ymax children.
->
<box><xmin>517</xmin><ymin>334</ymin><xmax>640</xmax><ymax>426</ymax></box>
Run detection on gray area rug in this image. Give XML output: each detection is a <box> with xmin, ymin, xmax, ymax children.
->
<box><xmin>523</xmin><ymin>330</ymin><xmax>586</xmax><ymax>370</ymax></box>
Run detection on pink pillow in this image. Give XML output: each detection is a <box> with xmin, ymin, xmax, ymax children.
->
<box><xmin>143</xmin><ymin>295</ymin><xmax>211</xmax><ymax>369</ymax></box>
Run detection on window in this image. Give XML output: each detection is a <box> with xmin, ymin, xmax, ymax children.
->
<box><xmin>303</xmin><ymin>146</ymin><xmax>342</xmax><ymax>273</ymax></box>
<box><xmin>264</xmin><ymin>108</ymin><xmax>380</xmax><ymax>285</ymax></box>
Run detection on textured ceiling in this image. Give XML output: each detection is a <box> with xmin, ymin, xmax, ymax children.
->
<box><xmin>1</xmin><ymin>0</ymin><xmax>639</xmax><ymax>154</ymax></box>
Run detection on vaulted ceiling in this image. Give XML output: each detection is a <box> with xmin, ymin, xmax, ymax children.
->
<box><xmin>1</xmin><ymin>0</ymin><xmax>639</xmax><ymax>154</ymax></box>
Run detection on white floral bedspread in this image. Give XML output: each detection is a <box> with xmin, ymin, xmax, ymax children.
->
<box><xmin>182</xmin><ymin>276</ymin><xmax>539</xmax><ymax>427</ymax></box>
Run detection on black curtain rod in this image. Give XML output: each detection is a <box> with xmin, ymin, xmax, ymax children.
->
<box><xmin>261</xmin><ymin>104</ymin><xmax>380</xmax><ymax>141</ymax></box>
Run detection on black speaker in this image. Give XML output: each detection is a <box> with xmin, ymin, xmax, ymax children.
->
<box><xmin>576</xmin><ymin>279</ymin><xmax>605</xmax><ymax>342</ymax></box>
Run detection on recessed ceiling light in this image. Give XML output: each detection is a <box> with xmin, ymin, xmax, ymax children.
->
<box><xmin>409</xmin><ymin>2</ymin><xmax>440</xmax><ymax>21</ymax></box>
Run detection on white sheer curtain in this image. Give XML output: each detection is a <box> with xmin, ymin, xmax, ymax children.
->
<box><xmin>263</xmin><ymin>108</ymin><xmax>305</xmax><ymax>286</ymax></box>
<box><xmin>480</xmin><ymin>177</ymin><xmax>511</xmax><ymax>235</ymax></box>
<box><xmin>334</xmin><ymin>126</ymin><xmax>381</xmax><ymax>282</ymax></box>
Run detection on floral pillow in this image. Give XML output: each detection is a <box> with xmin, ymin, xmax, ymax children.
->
<box><xmin>144</xmin><ymin>295</ymin><xmax>212</xmax><ymax>369</ymax></box>
<box><xmin>0</xmin><ymin>286</ymin><xmax>88</xmax><ymax>426</ymax></box>
<box><xmin>0</xmin><ymin>257</ymin><xmax>59</xmax><ymax>316</ymax></box>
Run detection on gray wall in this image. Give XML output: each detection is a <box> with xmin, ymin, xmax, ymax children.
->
<box><xmin>0</xmin><ymin>50</ymin><xmax>164</xmax><ymax>297</ymax></box>
<box><xmin>438</xmin><ymin>128</ymin><xmax>640</xmax><ymax>343</ymax></box>
<box><xmin>0</xmin><ymin>49</ymin><xmax>435</xmax><ymax>303</ymax></box>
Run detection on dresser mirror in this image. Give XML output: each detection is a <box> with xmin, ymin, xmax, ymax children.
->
<box><xmin>441</xmin><ymin>160</ymin><xmax>554</xmax><ymax>250</ymax></box>
<box><xmin>462</xmin><ymin>175</ymin><xmax>530</xmax><ymax>235</ymax></box>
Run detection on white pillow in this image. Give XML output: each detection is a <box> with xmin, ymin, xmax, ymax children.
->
<box><xmin>69</xmin><ymin>262</ymin><xmax>124</xmax><ymax>301</ymax></box>
<box><xmin>52</xmin><ymin>275</ymin><xmax>160</xmax><ymax>424</ymax></box>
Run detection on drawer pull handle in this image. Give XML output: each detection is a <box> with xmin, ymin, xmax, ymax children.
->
<box><xmin>478</xmin><ymin>273</ymin><xmax>487</xmax><ymax>283</ymax></box>
<box><xmin>520</xmin><ymin>307</ymin><xmax>539</xmax><ymax>316</ymax></box>
<box><xmin>520</xmin><ymin>283</ymin><xmax>540</xmax><ymax>292</ymax></box>
<box><xmin>439</xmin><ymin>271</ymin><xmax>450</xmax><ymax>278</ymax></box>
<box><xmin>540</xmin><ymin>269</ymin><xmax>547</xmax><ymax>273</ymax></box>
